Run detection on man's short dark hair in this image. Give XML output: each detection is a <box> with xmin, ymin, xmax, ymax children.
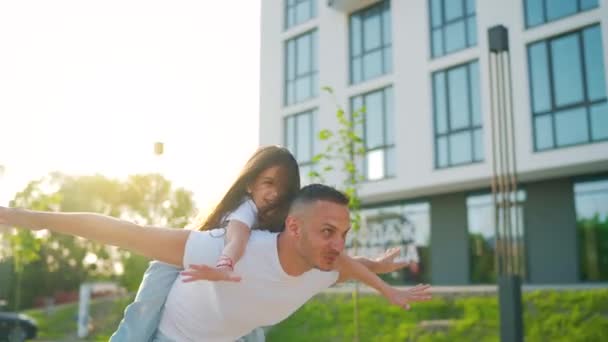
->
<box><xmin>290</xmin><ymin>184</ymin><xmax>349</xmax><ymax>211</ymax></box>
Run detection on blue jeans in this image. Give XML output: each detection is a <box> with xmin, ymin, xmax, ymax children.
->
<box><xmin>110</xmin><ymin>261</ymin><xmax>179</xmax><ymax>342</ymax></box>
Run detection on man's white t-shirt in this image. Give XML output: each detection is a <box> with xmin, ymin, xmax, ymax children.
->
<box><xmin>157</xmin><ymin>229</ymin><xmax>339</xmax><ymax>342</ymax></box>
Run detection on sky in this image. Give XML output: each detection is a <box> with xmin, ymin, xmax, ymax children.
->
<box><xmin>0</xmin><ymin>1</ymin><xmax>261</xmax><ymax>213</ymax></box>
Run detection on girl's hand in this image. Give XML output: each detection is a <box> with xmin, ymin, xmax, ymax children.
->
<box><xmin>384</xmin><ymin>283</ymin><xmax>432</xmax><ymax>310</ymax></box>
<box><xmin>180</xmin><ymin>264</ymin><xmax>242</xmax><ymax>283</ymax></box>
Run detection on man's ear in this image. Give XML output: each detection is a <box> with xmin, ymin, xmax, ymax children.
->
<box><xmin>285</xmin><ymin>215</ymin><xmax>300</xmax><ymax>237</ymax></box>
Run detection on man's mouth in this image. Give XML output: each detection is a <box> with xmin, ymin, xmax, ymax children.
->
<box><xmin>324</xmin><ymin>253</ymin><xmax>339</xmax><ymax>264</ymax></box>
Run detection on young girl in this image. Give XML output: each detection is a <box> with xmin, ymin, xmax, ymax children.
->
<box><xmin>110</xmin><ymin>145</ymin><xmax>299</xmax><ymax>341</ymax></box>
<box><xmin>179</xmin><ymin>145</ymin><xmax>300</xmax><ymax>283</ymax></box>
<box><xmin>110</xmin><ymin>145</ymin><xmax>415</xmax><ymax>341</ymax></box>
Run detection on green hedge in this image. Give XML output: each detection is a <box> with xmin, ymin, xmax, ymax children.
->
<box><xmin>22</xmin><ymin>289</ymin><xmax>608</xmax><ymax>341</ymax></box>
<box><xmin>267</xmin><ymin>289</ymin><xmax>608</xmax><ymax>342</ymax></box>
<box><xmin>24</xmin><ymin>296</ymin><xmax>132</xmax><ymax>341</ymax></box>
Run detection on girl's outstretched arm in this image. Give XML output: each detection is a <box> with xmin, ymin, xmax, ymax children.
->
<box><xmin>180</xmin><ymin>220</ymin><xmax>250</xmax><ymax>283</ymax></box>
<box><xmin>0</xmin><ymin>206</ymin><xmax>190</xmax><ymax>267</ymax></box>
<box><xmin>219</xmin><ymin>220</ymin><xmax>251</xmax><ymax>268</ymax></box>
<box><xmin>180</xmin><ymin>199</ymin><xmax>256</xmax><ymax>282</ymax></box>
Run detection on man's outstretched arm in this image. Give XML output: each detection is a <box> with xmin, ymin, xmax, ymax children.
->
<box><xmin>0</xmin><ymin>206</ymin><xmax>190</xmax><ymax>267</ymax></box>
<box><xmin>350</xmin><ymin>247</ymin><xmax>410</xmax><ymax>274</ymax></box>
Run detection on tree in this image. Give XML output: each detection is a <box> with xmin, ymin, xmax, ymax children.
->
<box><xmin>311</xmin><ymin>87</ymin><xmax>366</xmax><ymax>341</ymax></box>
<box><xmin>0</xmin><ymin>172</ymin><xmax>196</xmax><ymax>310</ymax></box>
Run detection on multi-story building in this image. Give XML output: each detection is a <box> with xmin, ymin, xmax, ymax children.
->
<box><xmin>259</xmin><ymin>0</ymin><xmax>608</xmax><ymax>285</ymax></box>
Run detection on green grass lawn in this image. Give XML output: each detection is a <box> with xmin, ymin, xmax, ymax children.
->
<box><xmin>23</xmin><ymin>296</ymin><xmax>133</xmax><ymax>341</ymax></box>
<box><xmin>21</xmin><ymin>289</ymin><xmax>608</xmax><ymax>341</ymax></box>
<box><xmin>266</xmin><ymin>289</ymin><xmax>608</xmax><ymax>342</ymax></box>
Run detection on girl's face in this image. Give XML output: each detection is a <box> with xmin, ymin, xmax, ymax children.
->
<box><xmin>248</xmin><ymin>165</ymin><xmax>289</xmax><ymax>211</ymax></box>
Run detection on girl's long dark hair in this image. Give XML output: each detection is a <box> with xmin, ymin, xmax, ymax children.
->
<box><xmin>197</xmin><ymin>145</ymin><xmax>300</xmax><ymax>232</ymax></box>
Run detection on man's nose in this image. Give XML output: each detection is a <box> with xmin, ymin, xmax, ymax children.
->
<box><xmin>330</xmin><ymin>237</ymin><xmax>345</xmax><ymax>252</ymax></box>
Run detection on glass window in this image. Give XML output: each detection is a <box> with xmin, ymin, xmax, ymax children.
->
<box><xmin>432</xmin><ymin>60</ymin><xmax>483</xmax><ymax>168</ymax></box>
<box><xmin>551</xmin><ymin>35</ymin><xmax>584</xmax><ymax>107</ymax></box>
<box><xmin>534</xmin><ymin>115</ymin><xmax>554</xmax><ymax>150</ymax></box>
<box><xmin>590</xmin><ymin>102</ymin><xmax>608</xmax><ymax>140</ymax></box>
<box><xmin>285</xmin><ymin>0</ymin><xmax>316</xmax><ymax>29</ymax></box>
<box><xmin>284</xmin><ymin>109</ymin><xmax>316</xmax><ymax>185</ymax></box>
<box><xmin>444</xmin><ymin>21</ymin><xmax>467</xmax><ymax>54</ymax></box>
<box><xmin>429</xmin><ymin>0</ymin><xmax>477</xmax><ymax>58</ymax></box>
<box><xmin>449</xmin><ymin>131</ymin><xmax>473</xmax><ymax>165</ymax></box>
<box><xmin>285</xmin><ymin>30</ymin><xmax>318</xmax><ymax>106</ymax></box>
<box><xmin>448</xmin><ymin>66</ymin><xmax>470</xmax><ymax>130</ymax></box>
<box><xmin>524</xmin><ymin>0</ymin><xmax>599</xmax><ymax>28</ymax></box>
<box><xmin>527</xmin><ymin>25</ymin><xmax>607</xmax><ymax>150</ymax></box>
<box><xmin>584</xmin><ymin>26</ymin><xmax>607</xmax><ymax>102</ymax></box>
<box><xmin>528</xmin><ymin>43</ymin><xmax>552</xmax><ymax>113</ymax></box>
<box><xmin>351</xmin><ymin>87</ymin><xmax>395</xmax><ymax>180</ymax></box>
<box><xmin>433</xmin><ymin>72</ymin><xmax>448</xmax><ymax>134</ymax></box>
<box><xmin>574</xmin><ymin>178</ymin><xmax>608</xmax><ymax>281</ymax></box>
<box><xmin>467</xmin><ymin>191</ymin><xmax>526</xmax><ymax>283</ymax></box>
<box><xmin>546</xmin><ymin>0</ymin><xmax>578</xmax><ymax>22</ymax></box>
<box><xmin>350</xmin><ymin>0</ymin><xmax>392</xmax><ymax>84</ymax></box>
<box><xmin>554</xmin><ymin>107</ymin><xmax>589</xmax><ymax>146</ymax></box>
<box><xmin>346</xmin><ymin>202</ymin><xmax>432</xmax><ymax>284</ymax></box>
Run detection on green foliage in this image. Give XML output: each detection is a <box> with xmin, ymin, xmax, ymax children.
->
<box><xmin>577</xmin><ymin>215</ymin><xmax>608</xmax><ymax>281</ymax></box>
<box><xmin>310</xmin><ymin>87</ymin><xmax>367</xmax><ymax>340</ymax></box>
<box><xmin>0</xmin><ymin>172</ymin><xmax>195</xmax><ymax>310</ymax></box>
<box><xmin>310</xmin><ymin>90</ymin><xmax>366</xmax><ymax>212</ymax></box>
<box><xmin>469</xmin><ymin>232</ymin><xmax>497</xmax><ymax>284</ymax></box>
<box><xmin>524</xmin><ymin>289</ymin><xmax>608</xmax><ymax>341</ymax></box>
<box><xmin>21</xmin><ymin>290</ymin><xmax>608</xmax><ymax>341</ymax></box>
<box><xmin>24</xmin><ymin>295</ymin><xmax>134</xmax><ymax>340</ymax></box>
<box><xmin>267</xmin><ymin>289</ymin><xmax>608</xmax><ymax>342</ymax></box>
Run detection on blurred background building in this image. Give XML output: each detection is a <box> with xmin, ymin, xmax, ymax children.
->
<box><xmin>259</xmin><ymin>0</ymin><xmax>608</xmax><ymax>285</ymax></box>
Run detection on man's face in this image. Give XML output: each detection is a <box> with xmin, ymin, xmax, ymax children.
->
<box><xmin>295</xmin><ymin>200</ymin><xmax>350</xmax><ymax>271</ymax></box>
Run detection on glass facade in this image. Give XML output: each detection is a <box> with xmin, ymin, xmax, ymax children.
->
<box><xmin>284</xmin><ymin>109</ymin><xmax>317</xmax><ymax>185</ymax></box>
<box><xmin>574</xmin><ymin>178</ymin><xmax>608</xmax><ymax>282</ymax></box>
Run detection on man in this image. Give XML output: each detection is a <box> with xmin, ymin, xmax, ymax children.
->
<box><xmin>0</xmin><ymin>184</ymin><xmax>431</xmax><ymax>341</ymax></box>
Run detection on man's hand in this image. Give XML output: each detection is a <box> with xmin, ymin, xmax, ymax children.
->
<box><xmin>0</xmin><ymin>206</ymin><xmax>28</xmax><ymax>230</ymax></box>
<box><xmin>373</xmin><ymin>247</ymin><xmax>410</xmax><ymax>274</ymax></box>
<box><xmin>180</xmin><ymin>264</ymin><xmax>242</xmax><ymax>283</ymax></box>
<box><xmin>374</xmin><ymin>247</ymin><xmax>420</xmax><ymax>274</ymax></box>
<box><xmin>0</xmin><ymin>206</ymin><xmax>46</xmax><ymax>231</ymax></box>
<box><xmin>384</xmin><ymin>283</ymin><xmax>432</xmax><ymax>310</ymax></box>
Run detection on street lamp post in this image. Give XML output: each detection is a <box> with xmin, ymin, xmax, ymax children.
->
<box><xmin>153</xmin><ymin>142</ymin><xmax>164</xmax><ymax>225</ymax></box>
<box><xmin>488</xmin><ymin>25</ymin><xmax>524</xmax><ymax>342</ymax></box>
<box><xmin>154</xmin><ymin>142</ymin><xmax>164</xmax><ymax>157</ymax></box>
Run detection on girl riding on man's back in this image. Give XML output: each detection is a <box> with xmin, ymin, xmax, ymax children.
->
<box><xmin>110</xmin><ymin>145</ymin><xmax>418</xmax><ymax>342</ymax></box>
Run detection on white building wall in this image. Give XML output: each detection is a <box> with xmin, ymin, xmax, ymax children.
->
<box><xmin>260</xmin><ymin>0</ymin><xmax>608</xmax><ymax>204</ymax></box>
